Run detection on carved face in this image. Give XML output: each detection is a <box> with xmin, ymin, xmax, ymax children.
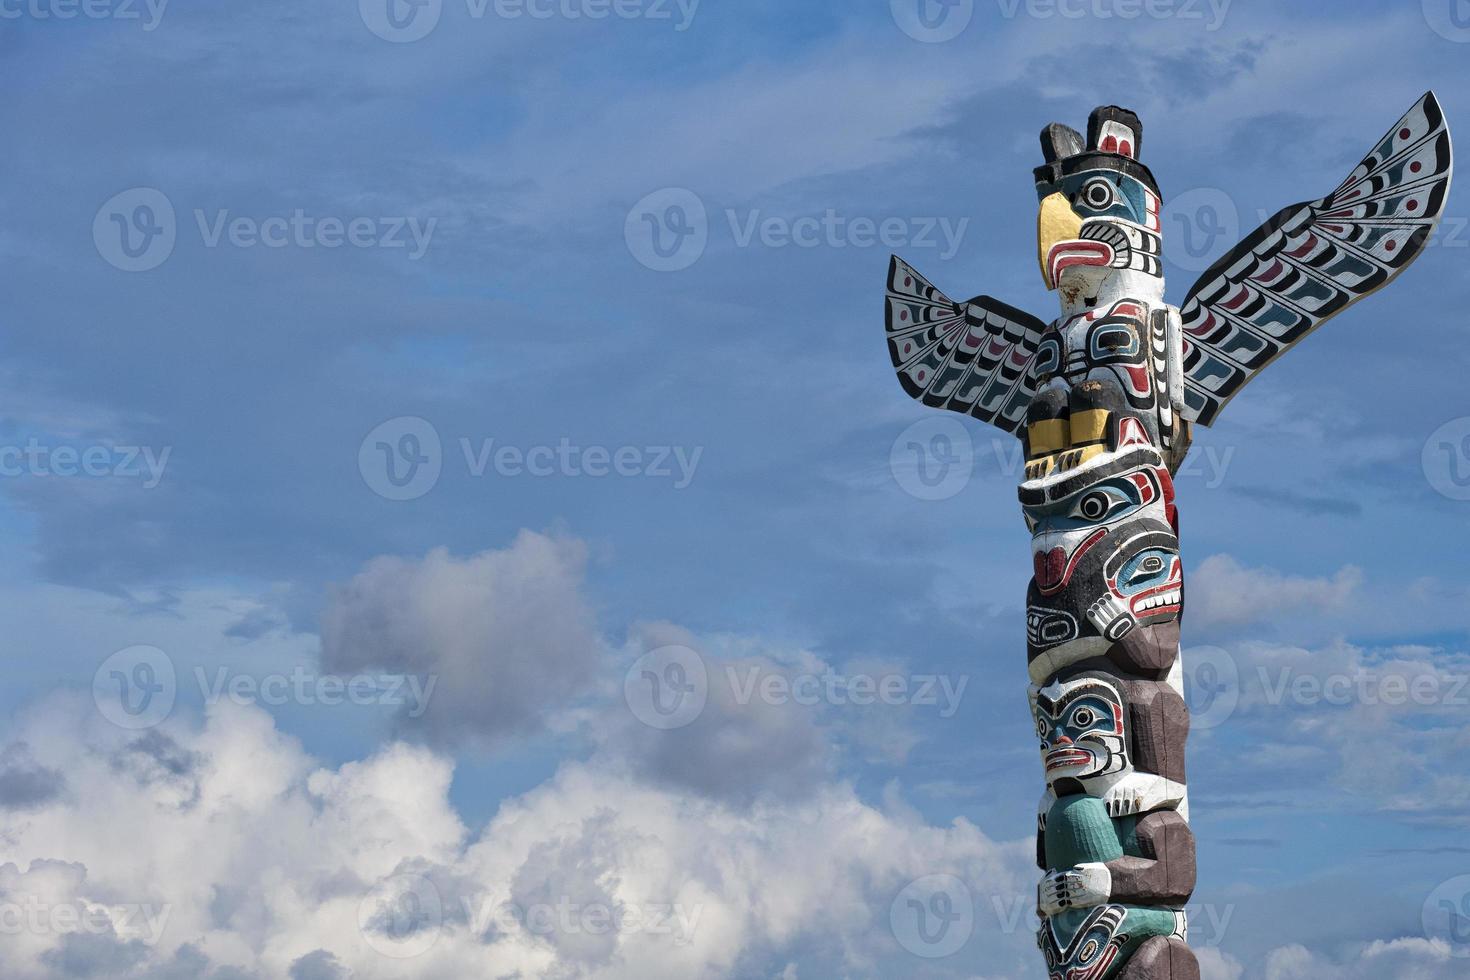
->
<box><xmin>1039</xmin><ymin>904</ymin><xmax>1129</xmax><ymax>980</ymax></box>
<box><xmin>1036</xmin><ymin>164</ymin><xmax>1163</xmax><ymax>294</ymax></box>
<box><xmin>1032</xmin><ymin>674</ymin><xmax>1129</xmax><ymax>784</ymax></box>
<box><xmin>1023</xmin><ymin>455</ymin><xmax>1172</xmax><ymax>596</ymax></box>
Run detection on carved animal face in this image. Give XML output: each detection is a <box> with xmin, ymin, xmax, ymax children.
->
<box><xmin>1032</xmin><ymin>674</ymin><xmax>1130</xmax><ymax>784</ymax></box>
<box><xmin>1034</xmin><ymin>107</ymin><xmax>1163</xmax><ymax>298</ymax></box>
<box><xmin>1039</xmin><ymin>904</ymin><xmax>1130</xmax><ymax>980</ymax></box>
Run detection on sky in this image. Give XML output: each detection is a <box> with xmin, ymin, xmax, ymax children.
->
<box><xmin>1</xmin><ymin>0</ymin><xmax>1470</xmax><ymax>977</ymax></box>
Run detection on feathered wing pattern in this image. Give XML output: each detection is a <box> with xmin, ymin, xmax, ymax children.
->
<box><xmin>1177</xmin><ymin>91</ymin><xmax>1454</xmax><ymax>426</ymax></box>
<box><xmin>885</xmin><ymin>255</ymin><xmax>1049</xmax><ymax>435</ymax></box>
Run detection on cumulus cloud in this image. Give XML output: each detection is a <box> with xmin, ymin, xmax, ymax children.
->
<box><xmin>1264</xmin><ymin>937</ymin><xmax>1464</xmax><ymax>979</ymax></box>
<box><xmin>1189</xmin><ymin>555</ymin><xmax>1362</xmax><ymax>630</ymax></box>
<box><xmin>0</xmin><ymin>693</ymin><xmax>1037</xmax><ymax>979</ymax></box>
<box><xmin>319</xmin><ymin>531</ymin><xmax>601</xmax><ymax>748</ymax></box>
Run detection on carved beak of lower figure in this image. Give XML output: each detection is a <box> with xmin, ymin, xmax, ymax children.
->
<box><xmin>1038</xmin><ymin>191</ymin><xmax>1113</xmax><ymax>291</ymax></box>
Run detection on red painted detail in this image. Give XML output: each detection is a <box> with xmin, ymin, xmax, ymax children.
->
<box><xmin>1288</xmin><ymin>234</ymin><xmax>1319</xmax><ymax>258</ymax></box>
<box><xmin>904</xmin><ymin>276</ymin><xmax>913</xmax><ymax>286</ymax></box>
<box><xmin>1386</xmin><ymin>240</ymin><xmax>1397</xmax><ymax>251</ymax></box>
<box><xmin>1124</xmin><ymin>364</ymin><xmax>1151</xmax><ymax>392</ymax></box>
<box><xmin>1035</xmin><ymin>528</ymin><xmax>1107</xmax><ymax>595</ymax></box>
<box><xmin>900</xmin><ymin>309</ymin><xmax>909</xmax><ymax>321</ymax></box>
<box><xmin>1411</xmin><ymin>161</ymin><xmax>1423</xmax><ymax>174</ymax></box>
<box><xmin>1407</xmin><ymin>199</ymin><xmax>1419</xmax><ymax>211</ymax></box>
<box><xmin>1400</xmin><ymin>128</ymin><xmax>1412</xmax><ymax>140</ymax></box>
<box><xmin>1102</xmin><ymin>135</ymin><xmax>1118</xmax><ymax>153</ymax></box>
<box><xmin>1222</xmin><ymin>286</ymin><xmax>1250</xmax><ymax>311</ymax></box>
<box><xmin>1119</xmin><ymin>139</ymin><xmax>1133</xmax><ymax>158</ymax></box>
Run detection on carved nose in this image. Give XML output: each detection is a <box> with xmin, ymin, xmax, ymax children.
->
<box><xmin>1034</xmin><ymin>547</ymin><xmax>1067</xmax><ymax>589</ymax></box>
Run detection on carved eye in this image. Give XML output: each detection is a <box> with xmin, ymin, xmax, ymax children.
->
<box><xmin>1071</xmin><ymin>707</ymin><xmax>1096</xmax><ymax>728</ymax></box>
<box><xmin>1080</xmin><ymin>939</ymin><xmax>1100</xmax><ymax>961</ymax></box>
<box><xmin>1078</xmin><ymin>177</ymin><xmax>1117</xmax><ymax>210</ymax></box>
<box><xmin>1140</xmin><ymin>555</ymin><xmax>1164</xmax><ymax>574</ymax></box>
<box><xmin>1097</xmin><ymin>328</ymin><xmax>1133</xmax><ymax>351</ymax></box>
<box><xmin>1076</xmin><ymin>491</ymin><xmax>1111</xmax><ymax>521</ymax></box>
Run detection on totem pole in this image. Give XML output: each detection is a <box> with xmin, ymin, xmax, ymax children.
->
<box><xmin>884</xmin><ymin>94</ymin><xmax>1452</xmax><ymax>977</ymax></box>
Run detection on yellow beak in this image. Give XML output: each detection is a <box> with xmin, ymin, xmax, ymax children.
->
<box><xmin>1038</xmin><ymin>191</ymin><xmax>1083</xmax><ymax>290</ymax></box>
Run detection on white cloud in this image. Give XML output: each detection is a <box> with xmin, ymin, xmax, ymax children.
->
<box><xmin>320</xmin><ymin>531</ymin><xmax>601</xmax><ymax>747</ymax></box>
<box><xmin>0</xmin><ymin>693</ymin><xmax>1038</xmax><ymax>979</ymax></box>
<box><xmin>1190</xmin><ymin>554</ymin><xmax>1361</xmax><ymax>629</ymax></box>
<box><xmin>1265</xmin><ymin>937</ymin><xmax>1464</xmax><ymax>980</ymax></box>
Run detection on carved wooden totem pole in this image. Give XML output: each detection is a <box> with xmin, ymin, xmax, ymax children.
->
<box><xmin>884</xmin><ymin>93</ymin><xmax>1452</xmax><ymax>978</ymax></box>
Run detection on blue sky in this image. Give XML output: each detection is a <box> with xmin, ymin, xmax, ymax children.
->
<box><xmin>1</xmin><ymin>0</ymin><xmax>1470</xmax><ymax>977</ymax></box>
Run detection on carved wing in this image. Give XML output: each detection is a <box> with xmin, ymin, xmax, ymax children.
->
<box><xmin>1177</xmin><ymin>91</ymin><xmax>1453</xmax><ymax>426</ymax></box>
<box><xmin>885</xmin><ymin>254</ymin><xmax>1049</xmax><ymax>435</ymax></box>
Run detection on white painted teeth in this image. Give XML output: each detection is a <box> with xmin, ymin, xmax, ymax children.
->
<box><xmin>1136</xmin><ymin>590</ymin><xmax>1180</xmax><ymax>611</ymax></box>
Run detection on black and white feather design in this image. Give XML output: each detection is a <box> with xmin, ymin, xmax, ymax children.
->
<box><xmin>885</xmin><ymin>255</ymin><xmax>1049</xmax><ymax>435</ymax></box>
<box><xmin>1178</xmin><ymin>91</ymin><xmax>1454</xmax><ymax>425</ymax></box>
